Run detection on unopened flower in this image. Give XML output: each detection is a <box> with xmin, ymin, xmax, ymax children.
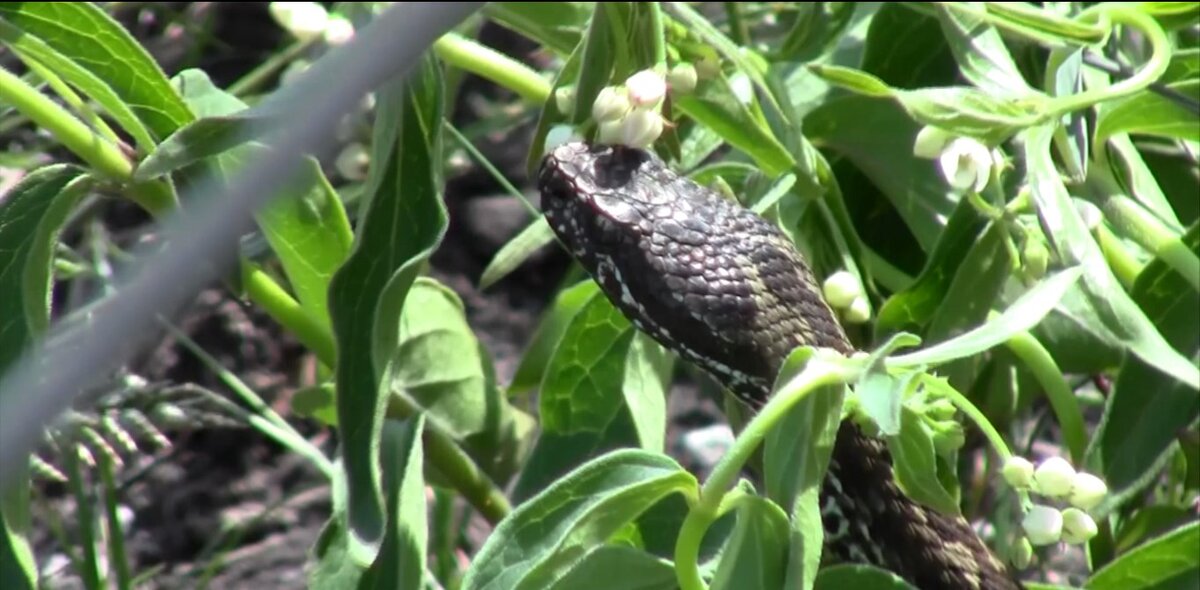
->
<box><xmin>822</xmin><ymin>271</ymin><xmax>861</xmax><ymax>309</ymax></box>
<box><xmin>667</xmin><ymin>63</ymin><xmax>698</xmax><ymax>94</ymax></box>
<box><xmin>335</xmin><ymin>143</ymin><xmax>370</xmax><ymax>181</ymax></box>
<box><xmin>596</xmin><ymin>119</ymin><xmax>623</xmax><ymax>145</ymax></box>
<box><xmin>1068</xmin><ymin>472</ymin><xmax>1108</xmax><ymax>511</ymax></box>
<box><xmin>1003</xmin><ymin>456</ymin><xmax>1036</xmax><ymax>489</ymax></box>
<box><xmin>625</xmin><ymin>69</ymin><xmax>667</xmax><ymax>109</ymax></box>
<box><xmin>555</xmin><ymin>86</ymin><xmax>577</xmax><ymax>115</ymax></box>
<box><xmin>1061</xmin><ymin>507</ymin><xmax>1098</xmax><ymax>544</ymax></box>
<box><xmin>1022</xmin><ymin>504</ymin><xmax>1063</xmax><ymax>546</ymax></box>
<box><xmin>619</xmin><ymin>108</ymin><xmax>664</xmax><ymax>149</ymax></box>
<box><xmin>1010</xmin><ymin>537</ymin><xmax>1034</xmax><ymax>569</ymax></box>
<box><xmin>1033</xmin><ymin>457</ymin><xmax>1076</xmax><ymax>498</ymax></box>
<box><xmin>592</xmin><ymin>86</ymin><xmax>631</xmax><ymax>123</ymax></box>
<box><xmin>938</xmin><ymin>137</ymin><xmax>994</xmax><ymax>194</ymax></box>
<box><xmin>323</xmin><ymin>14</ymin><xmax>355</xmax><ymax>45</ymax></box>
<box><xmin>844</xmin><ymin>295</ymin><xmax>871</xmax><ymax>324</ymax></box>
<box><xmin>1022</xmin><ymin>240</ymin><xmax>1050</xmax><ymax>281</ymax></box>
<box><xmin>270</xmin><ymin>2</ymin><xmax>329</xmax><ymax>42</ymax></box>
<box><xmin>913</xmin><ymin>125</ymin><xmax>955</xmax><ymax>159</ymax></box>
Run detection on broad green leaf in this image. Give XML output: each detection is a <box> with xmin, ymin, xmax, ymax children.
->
<box><xmin>329</xmin><ymin>55</ymin><xmax>448</xmax><ymax>546</ymax></box>
<box><xmin>509</xmin><ymin>280</ymin><xmax>598</xmax><ymax>396</ymax></box>
<box><xmin>133</xmin><ymin>113</ymin><xmax>274</xmax><ymax>181</ymax></box>
<box><xmin>310</xmin><ymin>465</ymin><xmax>365</xmax><ymax>588</ymax></box>
<box><xmin>1</xmin><ymin>460</ymin><xmax>35</xmax><ymax>590</ymax></box>
<box><xmin>771</xmin><ymin>3</ymin><xmax>858</xmax><ymax>62</ymax></box>
<box><xmin>1024</xmin><ymin>125</ymin><xmax>1199</xmax><ymax>389</ymax></box>
<box><xmin>386</xmin><ymin>279</ymin><xmax>529</xmax><ymax>483</ymax></box>
<box><xmin>805</xmin><ymin>94</ymin><xmax>959</xmax><ymax>253</ymax></box>
<box><xmin>482</xmin><ymin>2</ymin><xmax>592</xmax><ymax>55</ymax></box>
<box><xmin>0</xmin><ymin>18</ymin><xmax>154</xmax><ymax>151</ymax></box>
<box><xmin>888</xmin><ymin>267</ymin><xmax>1083</xmax><ymax>368</ymax></box>
<box><xmin>711</xmin><ymin>495</ymin><xmax>790</xmax><ymax>590</ymax></box>
<box><xmin>548</xmin><ymin>546</ymin><xmax>676</xmax><ymax>590</ymax></box>
<box><xmin>1096</xmin><ymin>79</ymin><xmax>1200</xmax><ymax>145</ymax></box>
<box><xmin>0</xmin><ymin>165</ymin><xmax>87</xmax><ymax>372</ymax></box>
<box><xmin>887</xmin><ymin>405</ymin><xmax>960</xmax><ymax>516</ymax></box>
<box><xmin>572</xmin><ymin>3</ymin><xmax>623</xmax><ymax>126</ymax></box>
<box><xmin>815</xmin><ymin>564</ymin><xmax>918</xmax><ymax>589</ymax></box>
<box><xmin>172</xmin><ymin>69</ymin><xmax>353</xmax><ymax>331</ymax></box>
<box><xmin>1115</xmin><ymin>506</ymin><xmax>1195</xmax><ymax>554</ymax></box>
<box><xmin>876</xmin><ymin>195</ymin><xmax>987</xmax><ymax>331</ymax></box>
<box><xmin>933</xmin><ymin>3</ymin><xmax>1034</xmax><ymax>99</ymax></box>
<box><xmin>860</xmin><ymin>3</ymin><xmax>956</xmax><ymax>90</ymax></box>
<box><xmin>480</xmin><ymin>217</ymin><xmax>555</xmax><ymax>290</ymax></box>
<box><xmin>855</xmin><ymin>370</ymin><xmax>913</xmax><ymax>437</ymax></box>
<box><xmin>1086</xmin><ymin>521</ymin><xmax>1199</xmax><ymax>590</ymax></box>
<box><xmin>0</xmin><ymin>3</ymin><xmax>193</xmax><ymax>139</ymax></box>
<box><xmin>1089</xmin><ymin>224</ymin><xmax>1200</xmax><ymax>506</ymax></box>
<box><xmin>359</xmin><ymin>416</ymin><xmax>428</xmax><ymax>590</ymax></box>
<box><xmin>676</xmin><ymin>71</ymin><xmax>795</xmax><ymax>176</ymax></box>
<box><xmin>512</xmin><ymin>292</ymin><xmax>671</xmax><ymax>501</ymax></box>
<box><xmin>461</xmin><ymin>450</ymin><xmax>696</xmax><ymax>590</ymax></box>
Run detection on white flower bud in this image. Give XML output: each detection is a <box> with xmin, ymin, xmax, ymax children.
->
<box><xmin>1003</xmin><ymin>456</ymin><xmax>1036</xmax><ymax>489</ymax></box>
<box><xmin>1069</xmin><ymin>472</ymin><xmax>1108</xmax><ymax>511</ymax></box>
<box><xmin>844</xmin><ymin>295</ymin><xmax>871</xmax><ymax>324</ymax></box>
<box><xmin>938</xmin><ymin>136</ymin><xmax>994</xmax><ymax>194</ymax></box>
<box><xmin>695</xmin><ymin>54</ymin><xmax>721</xmax><ymax>79</ymax></box>
<box><xmin>555</xmin><ymin>86</ymin><xmax>577</xmax><ymax>115</ymax></box>
<box><xmin>323</xmin><ymin>14</ymin><xmax>355</xmax><ymax>46</ymax></box>
<box><xmin>625</xmin><ymin>69</ymin><xmax>667</xmax><ymax>109</ymax></box>
<box><xmin>270</xmin><ymin>2</ymin><xmax>329</xmax><ymax>42</ymax></box>
<box><xmin>913</xmin><ymin>126</ymin><xmax>954</xmax><ymax>160</ymax></box>
<box><xmin>1034</xmin><ymin>457</ymin><xmax>1077</xmax><ymax>498</ymax></box>
<box><xmin>335</xmin><ymin>143</ymin><xmax>370</xmax><ymax>181</ymax></box>
<box><xmin>1022</xmin><ymin>504</ymin><xmax>1063</xmax><ymax>546</ymax></box>
<box><xmin>1061</xmin><ymin>507</ymin><xmax>1098</xmax><ymax>544</ymax></box>
<box><xmin>667</xmin><ymin>63</ymin><xmax>698</xmax><ymax>94</ymax></box>
<box><xmin>596</xmin><ymin>119</ymin><xmax>624</xmax><ymax>145</ymax></box>
<box><xmin>822</xmin><ymin>270</ymin><xmax>861</xmax><ymax>309</ymax></box>
<box><xmin>592</xmin><ymin>86</ymin><xmax>631</xmax><ymax>123</ymax></box>
<box><xmin>619</xmin><ymin>109</ymin><xmax>664</xmax><ymax>149</ymax></box>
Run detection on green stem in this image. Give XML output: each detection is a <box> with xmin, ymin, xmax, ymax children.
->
<box><xmin>0</xmin><ymin>65</ymin><xmax>175</xmax><ymax>215</ymax></box>
<box><xmin>1095</xmin><ymin>223</ymin><xmax>1144</xmax><ymax>289</ymax></box>
<box><xmin>63</xmin><ymin>446</ymin><xmax>103</xmax><ymax>590</ymax></box>
<box><xmin>925</xmin><ymin>373</ymin><xmax>1014</xmax><ymax>463</ymax></box>
<box><xmin>19</xmin><ymin>53</ymin><xmax>122</xmax><ymax>147</ymax></box>
<box><xmin>97</xmin><ymin>452</ymin><xmax>132</xmax><ymax>590</ymax></box>
<box><xmin>1047</xmin><ymin>6</ymin><xmax>1170</xmax><ymax>118</ymax></box>
<box><xmin>647</xmin><ymin>3</ymin><xmax>668</xmax><ymax>66</ymax></box>
<box><xmin>1101</xmin><ymin>195</ymin><xmax>1199</xmax><ymax>291</ymax></box>
<box><xmin>241</xmin><ymin>262</ymin><xmax>337</xmax><ymax>366</ymax></box>
<box><xmin>723</xmin><ymin>3</ymin><xmax>749</xmax><ymax>46</ymax></box>
<box><xmin>433</xmin><ymin>32</ymin><xmax>551</xmax><ymax>103</ymax></box>
<box><xmin>674</xmin><ymin>354</ymin><xmax>855</xmax><ymax>590</ymax></box>
<box><xmin>386</xmin><ymin>394</ymin><xmax>512</xmax><ymax>524</ymax></box>
<box><xmin>1004</xmin><ymin>330</ymin><xmax>1087</xmax><ymax>463</ymax></box>
<box><xmin>228</xmin><ymin>38</ymin><xmax>317</xmax><ymax>97</ymax></box>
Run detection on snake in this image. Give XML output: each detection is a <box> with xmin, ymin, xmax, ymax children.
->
<box><xmin>537</xmin><ymin>141</ymin><xmax>1021</xmax><ymax>590</ymax></box>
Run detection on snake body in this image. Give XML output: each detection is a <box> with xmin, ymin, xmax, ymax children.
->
<box><xmin>538</xmin><ymin>141</ymin><xmax>1020</xmax><ymax>590</ymax></box>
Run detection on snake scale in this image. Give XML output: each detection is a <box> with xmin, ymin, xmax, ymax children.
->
<box><xmin>538</xmin><ymin>141</ymin><xmax>1020</xmax><ymax>590</ymax></box>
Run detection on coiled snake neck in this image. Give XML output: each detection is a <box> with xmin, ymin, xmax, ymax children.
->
<box><xmin>538</xmin><ymin>141</ymin><xmax>1020</xmax><ymax>590</ymax></box>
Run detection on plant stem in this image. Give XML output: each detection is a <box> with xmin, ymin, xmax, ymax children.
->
<box><xmin>433</xmin><ymin>32</ymin><xmax>551</xmax><ymax>103</ymax></box>
<box><xmin>674</xmin><ymin>354</ymin><xmax>854</xmax><ymax>590</ymax></box>
<box><xmin>1005</xmin><ymin>330</ymin><xmax>1087</xmax><ymax>462</ymax></box>
<box><xmin>1101</xmin><ymin>195</ymin><xmax>1199</xmax><ymax>291</ymax></box>
<box><xmin>241</xmin><ymin>263</ymin><xmax>337</xmax><ymax>366</ymax></box>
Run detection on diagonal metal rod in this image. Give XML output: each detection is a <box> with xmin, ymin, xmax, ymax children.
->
<box><xmin>0</xmin><ymin>3</ymin><xmax>485</xmax><ymax>486</ymax></box>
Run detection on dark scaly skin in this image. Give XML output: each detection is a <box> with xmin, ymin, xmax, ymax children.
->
<box><xmin>538</xmin><ymin>141</ymin><xmax>1020</xmax><ymax>590</ymax></box>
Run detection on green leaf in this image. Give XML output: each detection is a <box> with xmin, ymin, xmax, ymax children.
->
<box><xmin>509</xmin><ymin>280</ymin><xmax>598</xmax><ymax>396</ymax></box>
<box><xmin>328</xmin><ymin>55</ymin><xmax>447</xmax><ymax>547</ymax></box>
<box><xmin>1095</xmin><ymin>79</ymin><xmax>1200</xmax><ymax>145</ymax></box>
<box><xmin>512</xmin><ymin>292</ymin><xmax>671</xmax><ymax>501</ymax></box>
<box><xmin>674</xmin><ymin>78</ymin><xmax>795</xmax><ymax>176</ymax></box>
<box><xmin>359</xmin><ymin>416</ymin><xmax>428</xmax><ymax>590</ymax></box>
<box><xmin>0</xmin><ymin>18</ymin><xmax>155</xmax><ymax>151</ymax></box>
<box><xmin>1025</xmin><ymin>125</ymin><xmax>1199</xmax><ymax>389</ymax></box>
<box><xmin>771</xmin><ymin>3</ymin><xmax>859</xmax><ymax>62</ymax></box>
<box><xmin>855</xmin><ymin>370</ymin><xmax>914</xmax><ymax>437</ymax></box>
<box><xmin>1086</xmin><ymin>522</ymin><xmax>1199</xmax><ymax>590</ymax></box>
<box><xmin>385</xmin><ymin>279</ymin><xmax>528</xmax><ymax>483</ymax></box>
<box><xmin>886</xmin><ymin>405</ymin><xmax>960</xmax><ymax>516</ymax></box>
<box><xmin>764</xmin><ymin>348</ymin><xmax>845</xmax><ymax>590</ymax></box>
<box><xmin>461</xmin><ymin>450</ymin><xmax>696</xmax><ymax>590</ymax></box>
<box><xmin>876</xmin><ymin>195</ymin><xmax>988</xmax><ymax>331</ymax></box>
<box><xmin>548</xmin><ymin>546</ymin><xmax>676</xmax><ymax>590</ymax></box>
<box><xmin>1</xmin><ymin>465</ymin><xmax>36</xmax><ymax>590</ymax></box>
<box><xmin>480</xmin><ymin>217</ymin><xmax>555</xmax><ymax>290</ymax></box>
<box><xmin>1089</xmin><ymin>224</ymin><xmax>1200</xmax><ymax>506</ymax></box>
<box><xmin>310</xmin><ymin>466</ymin><xmax>365</xmax><ymax>588</ymax></box>
<box><xmin>710</xmin><ymin>495</ymin><xmax>790</xmax><ymax>590</ymax></box>
<box><xmin>888</xmin><ymin>267</ymin><xmax>1083</xmax><ymax>368</ymax></box>
<box><xmin>482</xmin><ymin>2</ymin><xmax>592</xmax><ymax>56</ymax></box>
<box><xmin>814</xmin><ymin>564</ymin><xmax>918</xmax><ymax>589</ymax></box>
<box><xmin>172</xmin><ymin>69</ymin><xmax>353</xmax><ymax>330</ymax></box>
<box><xmin>572</xmin><ymin>3</ymin><xmax>623</xmax><ymax>126</ymax></box>
<box><xmin>0</xmin><ymin>165</ymin><xmax>87</xmax><ymax>374</ymax></box>
<box><xmin>134</xmin><ymin>113</ymin><xmax>272</xmax><ymax>181</ymax></box>
<box><xmin>933</xmin><ymin>3</ymin><xmax>1035</xmax><ymax>98</ymax></box>
<box><xmin>0</xmin><ymin>3</ymin><xmax>193</xmax><ymax>139</ymax></box>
